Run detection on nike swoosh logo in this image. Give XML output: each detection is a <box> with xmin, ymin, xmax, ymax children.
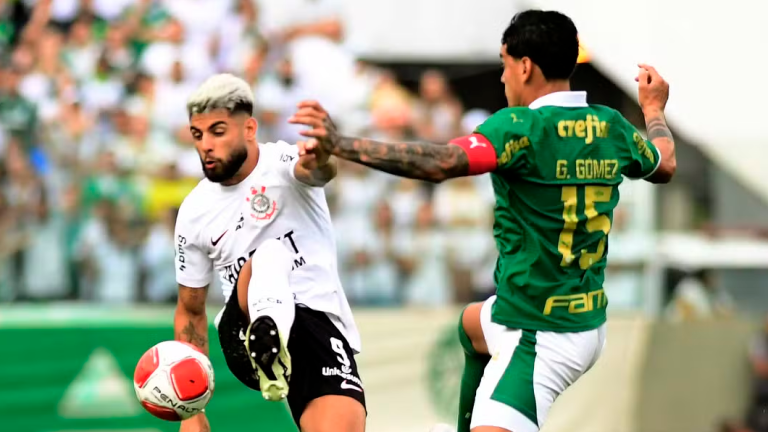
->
<box><xmin>211</xmin><ymin>230</ymin><xmax>228</xmax><ymax>246</ymax></box>
<box><xmin>340</xmin><ymin>380</ymin><xmax>363</xmax><ymax>392</ymax></box>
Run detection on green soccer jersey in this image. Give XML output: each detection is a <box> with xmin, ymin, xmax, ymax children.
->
<box><xmin>475</xmin><ymin>94</ymin><xmax>660</xmax><ymax>332</ymax></box>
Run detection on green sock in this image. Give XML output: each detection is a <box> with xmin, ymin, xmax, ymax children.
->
<box><xmin>457</xmin><ymin>309</ymin><xmax>490</xmax><ymax>432</ymax></box>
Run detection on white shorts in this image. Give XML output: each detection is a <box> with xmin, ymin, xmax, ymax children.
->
<box><xmin>470</xmin><ymin>296</ymin><xmax>607</xmax><ymax>432</ymax></box>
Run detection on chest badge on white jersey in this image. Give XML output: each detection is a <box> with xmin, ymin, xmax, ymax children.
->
<box><xmin>247</xmin><ymin>186</ymin><xmax>278</xmax><ymax>221</ymax></box>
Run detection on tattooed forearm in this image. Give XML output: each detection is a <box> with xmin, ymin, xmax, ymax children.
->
<box><xmin>334</xmin><ymin>137</ymin><xmax>470</xmax><ymax>182</ymax></box>
<box><xmin>176</xmin><ymin>320</ymin><xmax>209</xmax><ymax>352</ymax></box>
<box><xmin>645</xmin><ymin>110</ymin><xmax>674</xmax><ymax>141</ymax></box>
<box><xmin>298</xmin><ymin>157</ymin><xmax>337</xmax><ymax>186</ymax></box>
<box><xmin>643</xmin><ymin>109</ymin><xmax>677</xmax><ymax>183</ymax></box>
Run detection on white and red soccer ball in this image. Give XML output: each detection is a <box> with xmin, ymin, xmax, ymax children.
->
<box><xmin>133</xmin><ymin>341</ymin><xmax>215</xmax><ymax>421</ymax></box>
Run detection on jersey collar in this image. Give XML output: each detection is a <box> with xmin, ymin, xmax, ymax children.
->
<box><xmin>528</xmin><ymin>91</ymin><xmax>588</xmax><ymax>110</ymax></box>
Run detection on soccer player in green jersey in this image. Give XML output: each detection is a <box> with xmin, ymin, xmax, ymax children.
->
<box><xmin>289</xmin><ymin>9</ymin><xmax>676</xmax><ymax>432</ymax></box>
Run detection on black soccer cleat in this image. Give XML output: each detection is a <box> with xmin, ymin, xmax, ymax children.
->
<box><xmin>244</xmin><ymin>315</ymin><xmax>292</xmax><ymax>401</ymax></box>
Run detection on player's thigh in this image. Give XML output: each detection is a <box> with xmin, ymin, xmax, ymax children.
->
<box><xmin>287</xmin><ymin>306</ymin><xmax>366</xmax><ymax>428</ymax></box>
<box><xmin>235</xmin><ymin>258</ymin><xmax>253</xmax><ymax>320</ymax></box>
<box><xmin>300</xmin><ymin>395</ymin><xmax>366</xmax><ymax>432</ymax></box>
<box><xmin>216</xmin><ymin>285</ymin><xmax>261</xmax><ymax>391</ymax></box>
<box><xmin>476</xmin><ymin>296</ymin><xmax>507</xmax><ymax>355</ymax></box>
<box><xmin>470</xmin><ymin>326</ymin><xmax>606</xmax><ymax>432</ymax></box>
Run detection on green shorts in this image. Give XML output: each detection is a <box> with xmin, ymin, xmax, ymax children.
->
<box><xmin>471</xmin><ymin>296</ymin><xmax>607</xmax><ymax>432</ymax></box>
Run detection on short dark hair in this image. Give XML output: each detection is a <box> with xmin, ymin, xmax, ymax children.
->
<box><xmin>502</xmin><ymin>10</ymin><xmax>579</xmax><ymax>81</ymax></box>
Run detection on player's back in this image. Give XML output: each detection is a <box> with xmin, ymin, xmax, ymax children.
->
<box><xmin>475</xmin><ymin>96</ymin><xmax>660</xmax><ymax>332</ymax></box>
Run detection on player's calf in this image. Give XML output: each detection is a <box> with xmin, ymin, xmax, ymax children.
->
<box><xmin>236</xmin><ymin>239</ymin><xmax>295</xmax><ymax>401</ymax></box>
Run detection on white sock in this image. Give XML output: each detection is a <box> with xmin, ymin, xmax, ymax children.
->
<box><xmin>248</xmin><ymin>239</ymin><xmax>295</xmax><ymax>343</ymax></box>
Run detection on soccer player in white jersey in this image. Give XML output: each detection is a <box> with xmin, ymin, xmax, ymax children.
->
<box><xmin>173</xmin><ymin>74</ymin><xmax>365</xmax><ymax>432</ymax></box>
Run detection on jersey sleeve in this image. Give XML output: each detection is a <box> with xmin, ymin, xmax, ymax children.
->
<box><xmin>174</xmin><ymin>205</ymin><xmax>213</xmax><ymax>288</ymax></box>
<box><xmin>617</xmin><ymin>116</ymin><xmax>662</xmax><ymax>179</ymax></box>
<box><xmin>272</xmin><ymin>141</ymin><xmax>303</xmax><ymax>184</ymax></box>
<box><xmin>473</xmin><ymin>108</ymin><xmax>536</xmax><ymax>172</ymax></box>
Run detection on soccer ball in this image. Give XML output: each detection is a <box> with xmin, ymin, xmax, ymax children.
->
<box><xmin>133</xmin><ymin>341</ymin><xmax>215</xmax><ymax>421</ymax></box>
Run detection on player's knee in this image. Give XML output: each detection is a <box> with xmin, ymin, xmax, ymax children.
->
<box><xmin>461</xmin><ymin>302</ymin><xmax>488</xmax><ymax>355</ymax></box>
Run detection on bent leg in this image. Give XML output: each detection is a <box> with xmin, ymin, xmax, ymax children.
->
<box><xmin>235</xmin><ymin>239</ymin><xmax>295</xmax><ymax>401</ymax></box>
<box><xmin>458</xmin><ymin>302</ymin><xmax>491</xmax><ymax>432</ymax></box>
<box><xmin>235</xmin><ymin>238</ymin><xmax>295</xmax><ymax>335</ymax></box>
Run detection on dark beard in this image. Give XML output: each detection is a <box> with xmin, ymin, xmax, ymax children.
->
<box><xmin>201</xmin><ymin>145</ymin><xmax>248</xmax><ymax>183</ymax></box>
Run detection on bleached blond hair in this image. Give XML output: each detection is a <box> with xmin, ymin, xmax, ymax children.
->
<box><xmin>186</xmin><ymin>73</ymin><xmax>254</xmax><ymax>118</ymax></box>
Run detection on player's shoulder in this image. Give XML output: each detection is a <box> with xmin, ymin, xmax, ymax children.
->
<box><xmin>258</xmin><ymin>140</ymin><xmax>300</xmax><ymax>167</ymax></box>
<box><xmin>588</xmin><ymin>104</ymin><xmax>629</xmax><ymax>124</ymax></box>
<box><xmin>474</xmin><ymin>107</ymin><xmax>538</xmax><ymax>145</ymax></box>
<box><xmin>177</xmin><ymin>178</ymin><xmax>217</xmax><ymax>225</ymax></box>
<box><xmin>482</xmin><ymin>107</ymin><xmax>538</xmax><ymax>125</ymax></box>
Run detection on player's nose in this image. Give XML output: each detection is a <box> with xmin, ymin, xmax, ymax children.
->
<box><xmin>200</xmin><ymin>134</ymin><xmax>216</xmax><ymax>152</ymax></box>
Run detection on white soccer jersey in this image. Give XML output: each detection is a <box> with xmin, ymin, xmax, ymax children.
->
<box><xmin>174</xmin><ymin>141</ymin><xmax>361</xmax><ymax>352</ymax></box>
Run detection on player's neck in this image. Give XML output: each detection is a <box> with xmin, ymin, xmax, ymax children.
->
<box><xmin>522</xmin><ymin>81</ymin><xmax>572</xmax><ymax>107</ymax></box>
<box><xmin>220</xmin><ymin>144</ymin><xmax>260</xmax><ymax>186</ymax></box>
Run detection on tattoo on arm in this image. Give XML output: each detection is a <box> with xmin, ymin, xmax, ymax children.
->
<box><xmin>335</xmin><ymin>137</ymin><xmax>470</xmax><ymax>182</ymax></box>
<box><xmin>304</xmin><ymin>158</ymin><xmax>337</xmax><ymax>186</ymax></box>
<box><xmin>177</xmin><ymin>320</ymin><xmax>208</xmax><ymax>352</ymax></box>
<box><xmin>645</xmin><ymin>111</ymin><xmax>673</xmax><ymax>141</ymax></box>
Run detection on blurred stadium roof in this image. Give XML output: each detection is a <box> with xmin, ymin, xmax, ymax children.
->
<box><xmin>531</xmin><ymin>0</ymin><xmax>768</xmax><ymax>202</ymax></box>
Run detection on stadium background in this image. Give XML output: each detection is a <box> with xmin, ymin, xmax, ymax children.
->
<box><xmin>1</xmin><ymin>1</ymin><xmax>768</xmax><ymax>432</ymax></box>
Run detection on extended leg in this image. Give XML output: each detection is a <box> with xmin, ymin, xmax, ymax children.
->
<box><xmin>235</xmin><ymin>239</ymin><xmax>295</xmax><ymax>401</ymax></box>
<box><xmin>458</xmin><ymin>302</ymin><xmax>491</xmax><ymax>432</ymax></box>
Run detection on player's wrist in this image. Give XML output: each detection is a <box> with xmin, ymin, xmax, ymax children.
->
<box><xmin>641</xmin><ymin>106</ymin><xmax>664</xmax><ymax>118</ymax></box>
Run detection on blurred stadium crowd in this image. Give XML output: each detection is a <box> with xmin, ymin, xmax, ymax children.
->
<box><xmin>0</xmin><ymin>0</ymin><xmax>498</xmax><ymax>307</ymax></box>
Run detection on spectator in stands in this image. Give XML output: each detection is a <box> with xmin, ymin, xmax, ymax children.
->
<box><xmin>2</xmin><ymin>140</ymin><xmax>44</xmax><ymax>298</ymax></box>
<box><xmin>254</xmin><ymin>57</ymin><xmax>304</xmax><ymax>143</ymax></box>
<box><xmin>394</xmin><ymin>202</ymin><xmax>452</xmax><ymax>307</ymax></box>
<box><xmin>63</xmin><ymin>14</ymin><xmax>99</xmax><ymax>82</ymax></box>
<box><xmin>0</xmin><ymin>62</ymin><xmax>38</xmax><ymax>153</ymax></box>
<box><xmin>432</xmin><ymin>176</ymin><xmax>495</xmax><ymax>303</ymax></box>
<box><xmin>665</xmin><ymin>268</ymin><xmax>735</xmax><ymax>322</ymax></box>
<box><xmin>141</xmin><ymin>206</ymin><xmax>178</xmax><ymax>303</ymax></box>
<box><xmin>413</xmin><ymin>69</ymin><xmax>463</xmax><ymax>143</ymax></box>
<box><xmin>341</xmin><ymin>202</ymin><xmax>400</xmax><ymax>306</ymax></box>
<box><xmin>258</xmin><ymin>0</ymin><xmax>362</xmax><ymax>120</ymax></box>
<box><xmin>75</xmin><ymin>198</ymin><xmax>142</xmax><ymax>303</ymax></box>
<box><xmin>19</xmin><ymin>184</ymin><xmax>70</xmax><ymax>301</ymax></box>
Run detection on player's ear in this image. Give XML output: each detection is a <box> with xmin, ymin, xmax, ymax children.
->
<box><xmin>245</xmin><ymin>117</ymin><xmax>258</xmax><ymax>140</ymax></box>
<box><xmin>521</xmin><ymin>57</ymin><xmax>534</xmax><ymax>83</ymax></box>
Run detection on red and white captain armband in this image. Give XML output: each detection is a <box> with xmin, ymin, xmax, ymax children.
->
<box><xmin>449</xmin><ymin>134</ymin><xmax>498</xmax><ymax>175</ymax></box>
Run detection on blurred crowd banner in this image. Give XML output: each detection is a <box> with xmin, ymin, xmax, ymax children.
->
<box><xmin>0</xmin><ymin>305</ymin><xmax>296</xmax><ymax>432</ymax></box>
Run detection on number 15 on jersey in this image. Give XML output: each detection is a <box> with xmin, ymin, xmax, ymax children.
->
<box><xmin>558</xmin><ymin>185</ymin><xmax>613</xmax><ymax>270</ymax></box>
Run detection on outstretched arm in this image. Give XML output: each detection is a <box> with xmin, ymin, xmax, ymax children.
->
<box><xmin>329</xmin><ymin>137</ymin><xmax>470</xmax><ymax>183</ymax></box>
<box><xmin>289</xmin><ymin>102</ymin><xmax>498</xmax><ymax>183</ymax></box>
